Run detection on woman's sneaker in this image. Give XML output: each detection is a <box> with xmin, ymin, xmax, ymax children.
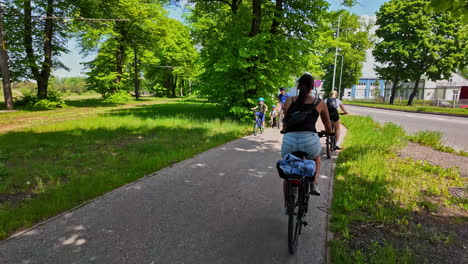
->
<box><xmin>310</xmin><ymin>182</ymin><xmax>320</xmax><ymax>196</ymax></box>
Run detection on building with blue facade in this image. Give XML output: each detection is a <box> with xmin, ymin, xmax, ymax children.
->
<box><xmin>343</xmin><ymin>77</ymin><xmax>386</xmax><ymax>100</ymax></box>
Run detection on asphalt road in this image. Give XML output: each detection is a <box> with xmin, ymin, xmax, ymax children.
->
<box><xmin>345</xmin><ymin>105</ymin><xmax>468</xmax><ymax>151</ymax></box>
<box><xmin>0</xmin><ymin>127</ymin><xmax>340</xmax><ymax>264</ymax></box>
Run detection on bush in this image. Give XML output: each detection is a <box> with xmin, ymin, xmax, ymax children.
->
<box><xmin>14</xmin><ymin>90</ymin><xmax>65</xmax><ymax>110</ymax></box>
<box><xmin>102</xmin><ymin>91</ymin><xmax>131</xmax><ymax>104</ymax></box>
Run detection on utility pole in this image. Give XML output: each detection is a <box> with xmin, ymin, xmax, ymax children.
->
<box><xmin>0</xmin><ymin>3</ymin><xmax>13</xmax><ymax>110</ymax></box>
<box><xmin>338</xmin><ymin>54</ymin><xmax>344</xmax><ymax>99</ymax></box>
<box><xmin>331</xmin><ymin>14</ymin><xmax>341</xmax><ymax>94</ymax></box>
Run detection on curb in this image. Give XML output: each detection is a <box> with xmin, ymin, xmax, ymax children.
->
<box><xmin>344</xmin><ymin>104</ymin><xmax>468</xmax><ymax>118</ymax></box>
<box><xmin>324</xmin><ymin>154</ymin><xmax>336</xmax><ymax>264</ymax></box>
<box><xmin>324</xmin><ymin>125</ymin><xmax>346</xmax><ymax>264</ymax></box>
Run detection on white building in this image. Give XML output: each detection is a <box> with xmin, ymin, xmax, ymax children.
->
<box><xmin>384</xmin><ymin>72</ymin><xmax>468</xmax><ymax>101</ymax></box>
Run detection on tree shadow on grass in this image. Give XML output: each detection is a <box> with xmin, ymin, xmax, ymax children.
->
<box><xmin>64</xmin><ymin>98</ymin><xmax>155</xmax><ymax>108</ymax></box>
<box><xmin>0</xmin><ymin>123</ymin><xmax>244</xmax><ymax>240</ymax></box>
<box><xmin>331</xmin><ymin>144</ymin><xmax>467</xmax><ymax>264</ymax></box>
<box><xmin>106</xmin><ymin>102</ymin><xmax>230</xmax><ymax>121</ymax></box>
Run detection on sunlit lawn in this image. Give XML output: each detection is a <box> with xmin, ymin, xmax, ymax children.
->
<box><xmin>0</xmin><ymin>99</ymin><xmax>249</xmax><ymax>239</ymax></box>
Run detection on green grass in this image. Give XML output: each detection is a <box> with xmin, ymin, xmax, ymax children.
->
<box><xmin>344</xmin><ymin>100</ymin><xmax>468</xmax><ymax>116</ymax></box>
<box><xmin>408</xmin><ymin>130</ymin><xmax>468</xmax><ymax>156</ymax></box>
<box><xmin>331</xmin><ymin>115</ymin><xmax>466</xmax><ymax>263</ymax></box>
<box><xmin>0</xmin><ymin>100</ymin><xmax>249</xmax><ymax>239</ymax></box>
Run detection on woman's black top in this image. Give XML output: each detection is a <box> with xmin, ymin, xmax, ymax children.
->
<box><xmin>285</xmin><ymin>98</ymin><xmax>321</xmax><ymax>133</ymax></box>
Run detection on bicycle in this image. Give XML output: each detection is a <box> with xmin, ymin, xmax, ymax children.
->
<box><xmin>324</xmin><ymin>112</ymin><xmax>347</xmax><ymax>159</ymax></box>
<box><xmin>253</xmin><ymin>112</ymin><xmax>265</xmax><ymax>136</ymax></box>
<box><xmin>276</xmin><ymin>133</ymin><xmax>327</xmax><ymax>254</ymax></box>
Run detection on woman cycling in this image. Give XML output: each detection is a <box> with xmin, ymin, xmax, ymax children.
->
<box><xmin>325</xmin><ymin>90</ymin><xmax>348</xmax><ymax>150</ymax></box>
<box><xmin>281</xmin><ymin>73</ymin><xmax>332</xmax><ymax>198</ymax></box>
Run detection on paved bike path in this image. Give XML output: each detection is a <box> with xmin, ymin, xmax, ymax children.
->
<box><xmin>0</xmin><ymin>126</ymin><xmax>343</xmax><ymax>264</ymax></box>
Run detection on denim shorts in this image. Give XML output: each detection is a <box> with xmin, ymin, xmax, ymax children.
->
<box><xmin>255</xmin><ymin>112</ymin><xmax>265</xmax><ymax>121</ymax></box>
<box><xmin>281</xmin><ymin>132</ymin><xmax>321</xmax><ymax>159</ymax></box>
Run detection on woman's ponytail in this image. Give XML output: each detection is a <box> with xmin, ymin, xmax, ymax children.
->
<box><xmin>297</xmin><ymin>74</ymin><xmax>314</xmax><ymax>105</ymax></box>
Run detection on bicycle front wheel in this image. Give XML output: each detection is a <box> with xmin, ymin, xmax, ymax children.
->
<box><xmin>253</xmin><ymin>123</ymin><xmax>259</xmax><ymax>136</ymax></box>
<box><xmin>287</xmin><ymin>186</ymin><xmax>300</xmax><ymax>254</ymax></box>
<box><xmin>326</xmin><ymin>136</ymin><xmax>331</xmax><ymax>159</ymax></box>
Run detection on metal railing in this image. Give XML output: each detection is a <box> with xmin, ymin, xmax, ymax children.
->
<box><xmin>436</xmin><ymin>81</ymin><xmax>468</xmax><ymax>87</ymax></box>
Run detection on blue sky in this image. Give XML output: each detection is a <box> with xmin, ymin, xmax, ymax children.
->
<box><xmin>53</xmin><ymin>0</ymin><xmax>388</xmax><ymax>78</ymax></box>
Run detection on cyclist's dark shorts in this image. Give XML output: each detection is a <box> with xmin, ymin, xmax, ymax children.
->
<box><xmin>329</xmin><ymin>110</ymin><xmax>339</xmax><ymax>122</ymax></box>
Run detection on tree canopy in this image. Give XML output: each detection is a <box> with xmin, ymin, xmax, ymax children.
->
<box><xmin>374</xmin><ymin>0</ymin><xmax>468</xmax><ymax>105</ymax></box>
<box><xmin>321</xmin><ymin>10</ymin><xmax>372</xmax><ymax>99</ymax></box>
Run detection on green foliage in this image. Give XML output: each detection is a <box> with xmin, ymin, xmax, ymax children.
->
<box><xmin>15</xmin><ymin>90</ymin><xmax>65</xmax><ymax>110</ymax></box>
<box><xmin>50</xmin><ymin>77</ymin><xmax>87</xmax><ymax>95</ymax></box>
<box><xmin>427</xmin><ymin>0</ymin><xmax>468</xmax><ymax>23</ymax></box>
<box><xmin>143</xmin><ymin>18</ymin><xmax>199</xmax><ymax>97</ymax></box>
<box><xmin>321</xmin><ymin>10</ymin><xmax>373</xmax><ymax>98</ymax></box>
<box><xmin>189</xmin><ymin>0</ymin><xmax>330</xmax><ymax>118</ymax></box>
<box><xmin>374</xmin><ymin>0</ymin><xmax>468</xmax><ymax>104</ymax></box>
<box><xmin>102</xmin><ymin>91</ymin><xmax>131</xmax><ymax>104</ymax></box>
<box><xmin>3</xmin><ymin>0</ymin><xmax>76</xmax><ymax>97</ymax></box>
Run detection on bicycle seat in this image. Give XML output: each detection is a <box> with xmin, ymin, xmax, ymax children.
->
<box><xmin>291</xmin><ymin>151</ymin><xmax>308</xmax><ymax>159</ymax></box>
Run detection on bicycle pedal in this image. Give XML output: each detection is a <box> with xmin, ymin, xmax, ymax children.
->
<box><xmin>303</xmin><ymin>221</ymin><xmax>308</xmax><ymax>227</ymax></box>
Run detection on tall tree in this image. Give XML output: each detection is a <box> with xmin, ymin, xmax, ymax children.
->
<box><xmin>0</xmin><ymin>4</ymin><xmax>13</xmax><ymax>109</ymax></box>
<box><xmin>189</xmin><ymin>0</ymin><xmax>330</xmax><ymax>117</ymax></box>
<box><xmin>75</xmin><ymin>0</ymin><xmax>167</xmax><ymax>97</ymax></box>
<box><xmin>374</xmin><ymin>0</ymin><xmax>468</xmax><ymax>106</ymax></box>
<box><xmin>5</xmin><ymin>0</ymin><xmax>72</xmax><ymax>99</ymax></box>
<box><xmin>321</xmin><ymin>10</ymin><xmax>372</xmax><ymax>99</ymax></box>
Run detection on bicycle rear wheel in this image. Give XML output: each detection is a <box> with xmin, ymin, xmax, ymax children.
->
<box><xmin>287</xmin><ymin>185</ymin><xmax>300</xmax><ymax>254</ymax></box>
<box><xmin>326</xmin><ymin>136</ymin><xmax>331</xmax><ymax>159</ymax></box>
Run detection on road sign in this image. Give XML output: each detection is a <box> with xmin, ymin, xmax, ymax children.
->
<box><xmin>314</xmin><ymin>80</ymin><xmax>322</xmax><ymax>87</ymax></box>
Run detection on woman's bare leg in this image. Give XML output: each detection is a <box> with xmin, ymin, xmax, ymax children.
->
<box><xmin>333</xmin><ymin>121</ymin><xmax>341</xmax><ymax>146</ymax></box>
<box><xmin>314</xmin><ymin>156</ymin><xmax>321</xmax><ymax>184</ymax></box>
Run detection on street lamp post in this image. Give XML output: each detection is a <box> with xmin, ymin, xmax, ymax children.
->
<box><xmin>331</xmin><ymin>15</ymin><xmax>341</xmax><ymax>94</ymax></box>
<box><xmin>337</xmin><ymin>54</ymin><xmax>344</xmax><ymax>99</ymax></box>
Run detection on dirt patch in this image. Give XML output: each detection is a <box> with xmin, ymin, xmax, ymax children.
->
<box><xmin>348</xmin><ymin>213</ymin><xmax>468</xmax><ymax>263</ymax></box>
<box><xmin>399</xmin><ymin>142</ymin><xmax>468</xmax><ymax>177</ymax></box>
<box><xmin>0</xmin><ymin>190</ymin><xmax>35</xmax><ymax>206</ymax></box>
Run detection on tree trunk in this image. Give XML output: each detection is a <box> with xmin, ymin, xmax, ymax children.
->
<box><xmin>231</xmin><ymin>0</ymin><xmax>241</xmax><ymax>13</ymax></box>
<box><xmin>248</xmin><ymin>0</ymin><xmax>261</xmax><ymax>37</ymax></box>
<box><xmin>133</xmin><ymin>47</ymin><xmax>140</xmax><ymax>99</ymax></box>
<box><xmin>38</xmin><ymin>0</ymin><xmax>54</xmax><ymax>99</ymax></box>
<box><xmin>113</xmin><ymin>23</ymin><xmax>126</xmax><ymax>93</ymax></box>
<box><xmin>0</xmin><ymin>7</ymin><xmax>13</xmax><ymax>110</ymax></box>
<box><xmin>407</xmin><ymin>75</ymin><xmax>421</xmax><ymax>106</ymax></box>
<box><xmin>270</xmin><ymin>0</ymin><xmax>283</xmax><ymax>34</ymax></box>
<box><xmin>180</xmin><ymin>78</ymin><xmax>184</xmax><ymax>97</ymax></box>
<box><xmin>23</xmin><ymin>0</ymin><xmax>43</xmax><ymax>97</ymax></box>
<box><xmin>389</xmin><ymin>75</ymin><xmax>399</xmax><ymax>105</ymax></box>
<box><xmin>172</xmin><ymin>75</ymin><xmax>177</xmax><ymax>97</ymax></box>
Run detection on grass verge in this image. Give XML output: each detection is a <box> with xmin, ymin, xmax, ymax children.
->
<box><xmin>408</xmin><ymin>130</ymin><xmax>468</xmax><ymax>156</ymax></box>
<box><xmin>331</xmin><ymin>115</ymin><xmax>466</xmax><ymax>263</ymax></box>
<box><xmin>0</xmin><ymin>100</ymin><xmax>249</xmax><ymax>239</ymax></box>
<box><xmin>344</xmin><ymin>100</ymin><xmax>468</xmax><ymax>116</ymax></box>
